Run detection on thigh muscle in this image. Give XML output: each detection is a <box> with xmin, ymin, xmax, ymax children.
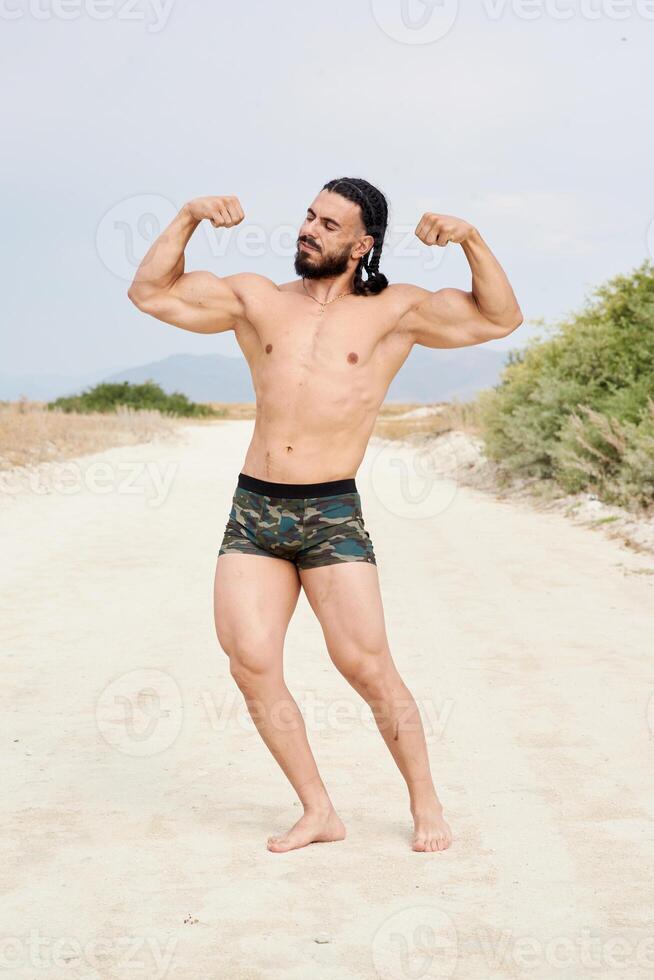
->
<box><xmin>214</xmin><ymin>554</ymin><xmax>301</xmax><ymax>673</ymax></box>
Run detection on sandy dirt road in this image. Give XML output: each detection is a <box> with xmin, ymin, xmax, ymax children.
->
<box><xmin>2</xmin><ymin>419</ymin><xmax>654</xmax><ymax>980</ymax></box>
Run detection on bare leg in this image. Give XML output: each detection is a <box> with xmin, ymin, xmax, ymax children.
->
<box><xmin>214</xmin><ymin>553</ymin><xmax>346</xmax><ymax>851</ymax></box>
<box><xmin>300</xmin><ymin>561</ymin><xmax>452</xmax><ymax>852</ymax></box>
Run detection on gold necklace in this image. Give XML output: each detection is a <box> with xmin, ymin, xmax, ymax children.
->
<box><xmin>302</xmin><ymin>277</ymin><xmax>353</xmax><ymax>315</ymax></box>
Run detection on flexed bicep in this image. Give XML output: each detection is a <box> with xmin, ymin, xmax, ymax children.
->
<box><xmin>127</xmin><ymin>196</ymin><xmax>250</xmax><ymax>334</ymax></box>
<box><xmin>145</xmin><ymin>270</ymin><xmax>246</xmax><ymax>334</ymax></box>
<box><xmin>398</xmin><ymin>286</ymin><xmax>505</xmax><ymax>349</ymax></box>
<box><xmin>395</xmin><ymin>211</ymin><xmax>522</xmax><ymax>348</ymax></box>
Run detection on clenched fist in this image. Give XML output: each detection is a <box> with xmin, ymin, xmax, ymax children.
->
<box><xmin>415</xmin><ymin>212</ymin><xmax>475</xmax><ymax>247</ymax></box>
<box><xmin>186</xmin><ymin>195</ymin><xmax>245</xmax><ymax>228</ymax></box>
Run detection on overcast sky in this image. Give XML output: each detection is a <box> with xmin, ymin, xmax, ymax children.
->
<box><xmin>2</xmin><ymin>0</ymin><xmax>652</xmax><ymax>378</ymax></box>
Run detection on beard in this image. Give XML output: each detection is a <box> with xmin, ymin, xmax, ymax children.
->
<box><xmin>294</xmin><ymin>239</ymin><xmax>352</xmax><ymax>279</ymax></box>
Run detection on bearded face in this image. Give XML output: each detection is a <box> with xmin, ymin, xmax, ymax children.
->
<box><xmin>293</xmin><ymin>236</ymin><xmax>354</xmax><ymax>279</ymax></box>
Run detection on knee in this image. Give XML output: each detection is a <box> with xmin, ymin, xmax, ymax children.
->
<box><xmin>221</xmin><ymin>634</ymin><xmax>279</xmax><ymax>693</ymax></box>
<box><xmin>333</xmin><ymin>644</ymin><xmax>393</xmax><ymax>697</ymax></box>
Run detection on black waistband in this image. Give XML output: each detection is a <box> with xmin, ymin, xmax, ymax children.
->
<box><xmin>237</xmin><ymin>471</ymin><xmax>357</xmax><ymax>499</ymax></box>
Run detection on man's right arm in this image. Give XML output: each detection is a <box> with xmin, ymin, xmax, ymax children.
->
<box><xmin>127</xmin><ymin>195</ymin><xmax>252</xmax><ymax>334</ymax></box>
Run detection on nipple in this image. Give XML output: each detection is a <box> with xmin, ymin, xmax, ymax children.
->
<box><xmin>347</xmin><ymin>351</ymin><xmax>359</xmax><ymax>364</ymax></box>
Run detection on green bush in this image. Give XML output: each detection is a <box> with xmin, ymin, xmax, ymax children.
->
<box><xmin>47</xmin><ymin>379</ymin><xmax>217</xmax><ymax>418</ymax></box>
<box><xmin>552</xmin><ymin>400</ymin><xmax>654</xmax><ymax>507</ymax></box>
<box><xmin>620</xmin><ymin>404</ymin><xmax>654</xmax><ymax>505</ymax></box>
<box><xmin>477</xmin><ymin>261</ymin><xmax>654</xmax><ymax>509</ymax></box>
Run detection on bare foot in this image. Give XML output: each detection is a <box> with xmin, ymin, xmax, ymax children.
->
<box><xmin>267</xmin><ymin>805</ymin><xmax>346</xmax><ymax>853</ymax></box>
<box><xmin>411</xmin><ymin>804</ymin><xmax>453</xmax><ymax>852</ymax></box>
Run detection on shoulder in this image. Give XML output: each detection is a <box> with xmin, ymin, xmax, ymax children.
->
<box><xmin>380</xmin><ymin>282</ymin><xmax>433</xmax><ymax>337</ymax></box>
<box><xmin>222</xmin><ymin>272</ymin><xmax>280</xmax><ymax>299</ymax></box>
<box><xmin>384</xmin><ymin>282</ymin><xmax>431</xmax><ymax>309</ymax></box>
<box><xmin>277</xmin><ymin>278</ymin><xmax>308</xmax><ymax>296</ymax></box>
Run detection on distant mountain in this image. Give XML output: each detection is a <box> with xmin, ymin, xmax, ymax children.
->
<box><xmin>387</xmin><ymin>344</ymin><xmax>510</xmax><ymax>402</ymax></box>
<box><xmin>0</xmin><ymin>365</ymin><xmax>130</xmax><ymax>402</ymax></box>
<box><xmin>105</xmin><ymin>353</ymin><xmax>253</xmax><ymax>402</ymax></box>
<box><xmin>2</xmin><ymin>346</ymin><xmax>513</xmax><ymax>404</ymax></box>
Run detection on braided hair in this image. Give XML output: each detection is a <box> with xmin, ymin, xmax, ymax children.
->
<box><xmin>322</xmin><ymin>177</ymin><xmax>390</xmax><ymax>296</ymax></box>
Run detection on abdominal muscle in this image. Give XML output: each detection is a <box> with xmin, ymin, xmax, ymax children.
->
<box><xmin>235</xmin><ymin>282</ymin><xmax>412</xmax><ymax>484</ymax></box>
<box><xmin>242</xmin><ymin>368</ymin><xmax>382</xmax><ymax>483</ymax></box>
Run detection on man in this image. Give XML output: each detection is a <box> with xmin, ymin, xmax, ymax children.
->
<box><xmin>128</xmin><ymin>177</ymin><xmax>522</xmax><ymax>854</ymax></box>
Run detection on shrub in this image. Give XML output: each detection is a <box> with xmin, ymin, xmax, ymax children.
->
<box><xmin>48</xmin><ymin>379</ymin><xmax>217</xmax><ymax>418</ymax></box>
<box><xmin>476</xmin><ymin>260</ymin><xmax>654</xmax><ymax>508</ymax></box>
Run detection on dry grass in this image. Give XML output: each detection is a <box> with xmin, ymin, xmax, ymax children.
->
<box><xmin>202</xmin><ymin>400</ymin><xmax>483</xmax><ymax>437</ymax></box>
<box><xmin>0</xmin><ymin>397</ymin><xmax>479</xmax><ymax>473</ymax></box>
<box><xmin>208</xmin><ymin>399</ymin><xmax>485</xmax><ymax>439</ymax></box>
<box><xmin>373</xmin><ymin>400</ymin><xmax>483</xmax><ymax>442</ymax></box>
<box><xmin>0</xmin><ymin>399</ymin><xmax>182</xmax><ymax>470</ymax></box>
<box><xmin>203</xmin><ymin>402</ymin><xmax>257</xmax><ymax>420</ymax></box>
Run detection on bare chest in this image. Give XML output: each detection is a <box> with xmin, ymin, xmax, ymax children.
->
<box><xmin>261</xmin><ymin>326</ymin><xmax>365</xmax><ymax>376</ymax></box>
<box><xmin>239</xmin><ymin>294</ymin><xmax>393</xmax><ymax>374</ymax></box>
<box><xmin>234</xmin><ymin>289</ymin><xmax>414</xmax><ymax>409</ymax></box>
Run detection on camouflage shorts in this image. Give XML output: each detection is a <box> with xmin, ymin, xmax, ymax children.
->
<box><xmin>218</xmin><ymin>473</ymin><xmax>376</xmax><ymax>570</ymax></box>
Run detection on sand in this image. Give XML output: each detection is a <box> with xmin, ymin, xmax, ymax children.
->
<box><xmin>2</xmin><ymin>419</ymin><xmax>653</xmax><ymax>979</ymax></box>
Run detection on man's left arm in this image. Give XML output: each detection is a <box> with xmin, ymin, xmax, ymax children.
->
<box><xmin>396</xmin><ymin>213</ymin><xmax>523</xmax><ymax>348</ymax></box>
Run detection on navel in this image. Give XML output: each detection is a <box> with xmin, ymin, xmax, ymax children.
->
<box><xmin>286</xmin><ymin>445</ymin><xmax>293</xmax><ymax>452</ymax></box>
<box><xmin>347</xmin><ymin>351</ymin><xmax>359</xmax><ymax>364</ymax></box>
<box><xmin>265</xmin><ymin>343</ymin><xmax>273</xmax><ymax>354</ymax></box>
